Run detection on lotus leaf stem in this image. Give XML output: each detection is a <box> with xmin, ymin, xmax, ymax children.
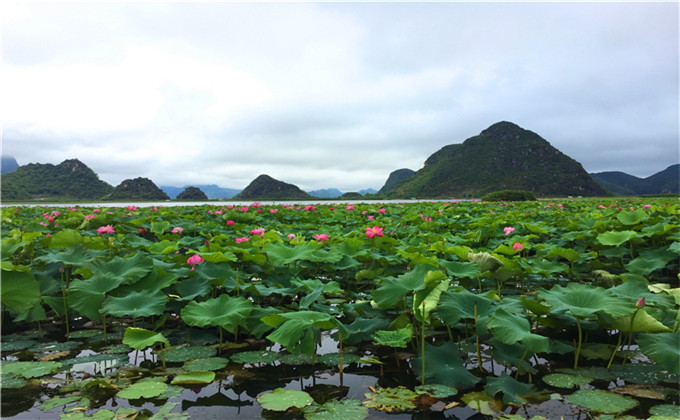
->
<box><xmin>516</xmin><ymin>348</ymin><xmax>529</xmax><ymax>379</ymax></box>
<box><xmin>474</xmin><ymin>301</ymin><xmax>483</xmax><ymax>373</ymax></box>
<box><xmin>622</xmin><ymin>308</ymin><xmax>640</xmax><ymax>367</ymax></box>
<box><xmin>573</xmin><ymin>318</ymin><xmax>583</xmax><ymax>370</ymax></box>
<box><xmin>421</xmin><ymin>301</ymin><xmax>426</xmax><ymax>385</ymax></box>
<box><xmin>606</xmin><ymin>330</ymin><xmax>623</xmax><ymax>369</ymax></box>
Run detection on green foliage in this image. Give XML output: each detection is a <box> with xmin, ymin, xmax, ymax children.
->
<box><xmin>481</xmin><ymin>190</ymin><xmax>537</xmax><ymax>202</ymax></box>
<box><xmin>235</xmin><ymin>174</ymin><xmax>311</xmax><ymax>200</ymax></box>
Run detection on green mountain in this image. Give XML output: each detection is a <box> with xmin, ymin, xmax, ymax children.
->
<box><xmin>176</xmin><ymin>186</ymin><xmax>208</xmax><ymax>200</ymax></box>
<box><xmin>378</xmin><ymin>168</ymin><xmax>415</xmax><ymax>195</ymax></box>
<box><xmin>1</xmin><ymin>159</ymin><xmax>114</xmax><ymax>201</ymax></box>
<box><xmin>590</xmin><ymin>164</ymin><xmax>679</xmax><ymax>195</ymax></box>
<box><xmin>234</xmin><ymin>174</ymin><xmax>311</xmax><ymax>200</ymax></box>
<box><xmin>104</xmin><ymin>177</ymin><xmax>170</xmax><ymax>201</ymax></box>
<box><xmin>161</xmin><ymin>184</ymin><xmax>241</xmax><ymax>199</ymax></box>
<box><xmin>389</xmin><ymin>121</ymin><xmax>609</xmax><ymax>198</ymax></box>
<box><xmin>1</xmin><ymin>156</ymin><xmax>19</xmax><ymax>174</ymax></box>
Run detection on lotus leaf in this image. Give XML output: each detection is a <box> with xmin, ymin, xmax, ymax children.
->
<box><xmin>68</xmin><ymin>275</ymin><xmax>122</xmax><ymax>321</ymax></box>
<box><xmin>437</xmin><ymin>287</ymin><xmax>495</xmax><ymax>326</ymax></box>
<box><xmin>538</xmin><ymin>283</ymin><xmax>634</xmax><ymax>318</ymax></box>
<box><xmin>123</xmin><ymin>327</ymin><xmax>170</xmax><ymax>351</ymax></box>
<box><xmin>441</xmin><ymin>261</ymin><xmax>481</xmax><ymax>279</ymax></box>
<box><xmin>461</xmin><ymin>391</ymin><xmax>502</xmax><ymax>416</ymax></box>
<box><xmin>230</xmin><ymin>350</ymin><xmax>279</xmax><ymax>364</ymax></box>
<box><xmin>488</xmin><ymin>308</ymin><xmax>549</xmax><ymax>353</ymax></box>
<box><xmin>37</xmin><ymin>396</ymin><xmax>81</xmax><ymax>411</ymax></box>
<box><xmin>414</xmin><ymin>384</ymin><xmax>458</xmax><ymax>398</ymax></box>
<box><xmin>542</xmin><ymin>373</ymin><xmax>592</xmax><ymax>388</ymax></box>
<box><xmin>1</xmin><ymin>361</ymin><xmax>62</xmax><ymax>378</ymax></box>
<box><xmin>257</xmin><ymin>388</ymin><xmax>313</xmax><ymax>411</ymax></box>
<box><xmin>468</xmin><ymin>251</ymin><xmax>504</xmax><ymax>272</ymax></box>
<box><xmin>597</xmin><ymin>231</ymin><xmax>639</xmax><ymax>247</ymax></box>
<box><xmin>170</xmin><ymin>371</ymin><xmax>215</xmax><ymax>385</ymax></box>
<box><xmin>340</xmin><ymin>316</ymin><xmax>391</xmax><ymax>346</ymax></box>
<box><xmin>0</xmin><ymin>375</ymin><xmax>28</xmax><ymax>389</ymax></box>
<box><xmin>610</xmin><ymin>384</ymin><xmax>677</xmax><ymax>400</ymax></box>
<box><xmin>100</xmin><ymin>289</ymin><xmax>167</xmax><ymax>319</ymax></box>
<box><xmin>486</xmin><ymin>372</ymin><xmax>535</xmax><ymax>405</ymax></box>
<box><xmin>279</xmin><ymin>353</ymin><xmax>315</xmax><ymax>365</ymax></box>
<box><xmin>617</xmin><ymin>210</ymin><xmax>646</xmax><ymax>226</ymax></box>
<box><xmin>0</xmin><ymin>339</ymin><xmax>37</xmax><ymax>352</ymax></box>
<box><xmin>362</xmin><ymin>387</ymin><xmax>418</xmax><ymax>412</ymax></box>
<box><xmin>263</xmin><ymin>241</ymin><xmax>320</xmax><ymax>265</ymax></box>
<box><xmin>163</xmin><ymin>346</ymin><xmax>216</xmax><ymax>363</ymax></box>
<box><xmin>625</xmin><ymin>256</ymin><xmax>668</xmax><ymax>276</ymax></box>
<box><xmin>263</xmin><ymin>311</ymin><xmax>334</xmax><ymax>354</ymax></box>
<box><xmin>649</xmin><ymin>404</ymin><xmax>680</xmax><ymax>418</ymax></box>
<box><xmin>372</xmin><ymin>325</ymin><xmax>413</xmax><ymax>348</ymax></box>
<box><xmin>87</xmin><ymin>252</ymin><xmax>154</xmax><ymax>285</ymax></box>
<box><xmin>634</xmin><ymin>334</ymin><xmax>680</xmax><ymax>375</ymax></box>
<box><xmin>117</xmin><ymin>381</ymin><xmax>168</xmax><ymax>399</ymax></box>
<box><xmin>413</xmin><ymin>341</ymin><xmax>481</xmax><ymax>389</ymax></box>
<box><xmin>318</xmin><ymin>353</ymin><xmax>361</xmax><ymax>366</ymax></box>
<box><xmin>613</xmin><ymin>309</ymin><xmax>671</xmax><ymax>333</ymax></box>
<box><xmin>567</xmin><ymin>389</ymin><xmax>638</xmax><ymax>414</ymax></box>
<box><xmin>303</xmin><ymin>399</ymin><xmax>368</xmax><ymax>420</ymax></box>
<box><xmin>183</xmin><ymin>357</ymin><xmax>229</xmax><ymax>371</ymax></box>
<box><xmin>1</xmin><ymin>269</ymin><xmax>41</xmax><ymax>314</ymax></box>
<box><xmin>371</xmin><ymin>264</ymin><xmax>435</xmax><ymax>309</ymax></box>
<box><xmin>180</xmin><ymin>294</ymin><xmax>253</xmax><ymax>333</ymax></box>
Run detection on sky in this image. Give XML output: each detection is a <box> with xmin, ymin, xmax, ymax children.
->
<box><xmin>2</xmin><ymin>1</ymin><xmax>678</xmax><ymax>192</ymax></box>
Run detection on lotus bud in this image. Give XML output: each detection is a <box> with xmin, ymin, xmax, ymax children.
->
<box><xmin>636</xmin><ymin>297</ymin><xmax>645</xmax><ymax>309</ymax></box>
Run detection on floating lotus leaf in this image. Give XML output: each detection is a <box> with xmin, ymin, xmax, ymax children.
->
<box><xmin>161</xmin><ymin>346</ymin><xmax>216</xmax><ymax>363</ymax></box>
<box><xmin>610</xmin><ymin>384</ymin><xmax>677</xmax><ymax>400</ymax></box>
<box><xmin>485</xmin><ymin>372</ymin><xmax>534</xmax><ymax>405</ymax></box>
<box><xmin>610</xmin><ymin>363</ymin><xmax>680</xmax><ymax>385</ymax></box>
<box><xmin>117</xmin><ymin>381</ymin><xmax>168</xmax><ymax>399</ymax></box>
<box><xmin>567</xmin><ymin>389</ymin><xmax>638</xmax><ymax>414</ymax></box>
<box><xmin>230</xmin><ymin>350</ymin><xmax>279</xmax><ymax>364</ymax></box>
<box><xmin>542</xmin><ymin>373</ymin><xmax>593</xmax><ymax>388</ymax></box>
<box><xmin>637</xmin><ymin>333</ymin><xmax>680</xmax><ymax>374</ymax></box>
<box><xmin>0</xmin><ymin>375</ymin><xmax>28</xmax><ymax>389</ymax></box>
<box><xmin>597</xmin><ymin>231</ymin><xmax>639</xmax><ymax>247</ymax></box>
<box><xmin>414</xmin><ymin>384</ymin><xmax>458</xmax><ymax>398</ymax></box>
<box><xmin>183</xmin><ymin>357</ymin><xmax>229</xmax><ymax>371</ymax></box>
<box><xmin>649</xmin><ymin>404</ymin><xmax>680</xmax><ymax>418</ymax></box>
<box><xmin>468</xmin><ymin>251</ymin><xmax>504</xmax><ymax>272</ymax></box>
<box><xmin>362</xmin><ymin>387</ymin><xmax>418</xmax><ymax>412</ymax></box>
<box><xmin>61</xmin><ymin>353</ymin><xmax>128</xmax><ymax>368</ymax></box>
<box><xmin>37</xmin><ymin>395</ymin><xmax>81</xmax><ymax>411</ymax></box>
<box><xmin>123</xmin><ymin>327</ymin><xmax>170</xmax><ymax>351</ymax></box>
<box><xmin>29</xmin><ymin>341</ymin><xmax>81</xmax><ymax>354</ymax></box>
<box><xmin>280</xmin><ymin>353</ymin><xmax>315</xmax><ymax>365</ymax></box>
<box><xmin>257</xmin><ymin>388</ymin><xmax>313</xmax><ymax>411</ymax></box>
<box><xmin>303</xmin><ymin>399</ymin><xmax>368</xmax><ymax>420</ymax></box>
<box><xmin>0</xmin><ymin>339</ymin><xmax>37</xmax><ymax>352</ymax></box>
<box><xmin>557</xmin><ymin>366</ymin><xmax>617</xmax><ymax>382</ymax></box>
<box><xmin>461</xmin><ymin>391</ymin><xmax>502</xmax><ymax>416</ymax></box>
<box><xmin>372</xmin><ymin>325</ymin><xmax>413</xmax><ymax>348</ymax></box>
<box><xmin>1</xmin><ymin>361</ymin><xmax>62</xmax><ymax>378</ymax></box>
<box><xmin>68</xmin><ymin>329</ymin><xmax>104</xmax><ymax>339</ymax></box>
<box><xmin>263</xmin><ymin>241</ymin><xmax>320</xmax><ymax>265</ymax></box>
<box><xmin>170</xmin><ymin>371</ymin><xmax>215</xmax><ymax>385</ymax></box>
<box><xmin>318</xmin><ymin>352</ymin><xmax>361</xmax><ymax>366</ymax></box>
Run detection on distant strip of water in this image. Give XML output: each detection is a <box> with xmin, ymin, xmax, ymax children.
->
<box><xmin>1</xmin><ymin>199</ymin><xmax>466</xmax><ymax>208</ymax></box>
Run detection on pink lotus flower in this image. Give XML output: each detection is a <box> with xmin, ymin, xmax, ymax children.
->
<box><xmin>97</xmin><ymin>225</ymin><xmax>115</xmax><ymax>234</ymax></box>
<box><xmin>126</xmin><ymin>205</ymin><xmax>137</xmax><ymax>212</ymax></box>
<box><xmin>365</xmin><ymin>226</ymin><xmax>384</xmax><ymax>239</ymax></box>
<box><xmin>287</xmin><ymin>233</ymin><xmax>296</xmax><ymax>240</ymax></box>
<box><xmin>171</xmin><ymin>227</ymin><xmax>184</xmax><ymax>234</ymax></box>
<box><xmin>367</xmin><ymin>215</ymin><xmax>375</xmax><ymax>220</ymax></box>
<box><xmin>643</xmin><ymin>204</ymin><xmax>651</xmax><ymax>209</ymax></box>
<box><xmin>214</xmin><ymin>210</ymin><xmax>222</xmax><ymax>215</ymax></box>
<box><xmin>270</xmin><ymin>209</ymin><xmax>278</xmax><ymax>214</ymax></box>
<box><xmin>235</xmin><ymin>237</ymin><xmax>250</xmax><ymax>243</ymax></box>
<box><xmin>513</xmin><ymin>242</ymin><xmax>523</xmax><ymax>252</ymax></box>
<box><xmin>93</xmin><ymin>208</ymin><xmax>101</xmax><ymax>213</ymax></box>
<box><xmin>226</xmin><ymin>220</ymin><xmax>235</xmax><ymax>226</ymax></box>
<box><xmin>314</xmin><ymin>233</ymin><xmax>329</xmax><ymax>242</ymax></box>
<box><xmin>251</xmin><ymin>228</ymin><xmax>265</xmax><ymax>237</ymax></box>
<box><xmin>503</xmin><ymin>226</ymin><xmax>515</xmax><ymax>235</ymax></box>
<box><xmin>304</xmin><ymin>205</ymin><xmax>316</xmax><ymax>211</ymax></box>
<box><xmin>251</xmin><ymin>202</ymin><xmax>262</xmax><ymax>208</ymax></box>
<box><xmin>187</xmin><ymin>254</ymin><xmax>204</xmax><ymax>270</ymax></box>
<box><xmin>83</xmin><ymin>214</ymin><xmax>96</xmax><ymax>220</ymax></box>
<box><xmin>240</xmin><ymin>206</ymin><xmax>249</xmax><ymax>212</ymax></box>
<box><xmin>51</xmin><ymin>211</ymin><xmax>61</xmax><ymax>217</ymax></box>
<box><xmin>378</xmin><ymin>208</ymin><xmax>386</xmax><ymax>214</ymax></box>
<box><xmin>346</xmin><ymin>205</ymin><xmax>355</xmax><ymax>211</ymax></box>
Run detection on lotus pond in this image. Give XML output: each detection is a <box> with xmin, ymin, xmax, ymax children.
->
<box><xmin>1</xmin><ymin>198</ymin><xmax>679</xmax><ymax>419</ymax></box>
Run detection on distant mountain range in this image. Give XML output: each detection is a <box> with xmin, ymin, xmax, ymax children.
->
<box><xmin>589</xmin><ymin>164</ymin><xmax>679</xmax><ymax>195</ymax></box>
<box><xmin>234</xmin><ymin>174</ymin><xmax>311</xmax><ymax>200</ymax></box>
<box><xmin>161</xmin><ymin>184</ymin><xmax>242</xmax><ymax>199</ymax></box>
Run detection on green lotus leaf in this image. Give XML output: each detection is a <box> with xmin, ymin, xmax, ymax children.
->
<box><xmin>414</xmin><ymin>384</ymin><xmax>458</xmax><ymax>398</ymax></box>
<box><xmin>0</xmin><ymin>339</ymin><xmax>37</xmax><ymax>352</ymax></box>
<box><xmin>413</xmin><ymin>271</ymin><xmax>449</xmax><ymax>324</ymax></box>
<box><xmin>263</xmin><ymin>241</ymin><xmax>320</xmax><ymax>265</ymax></box>
<box><xmin>317</xmin><ymin>353</ymin><xmax>361</xmax><ymax>366</ymax></box>
<box><xmin>37</xmin><ymin>395</ymin><xmax>81</xmax><ymax>411</ymax></box>
<box><xmin>546</xmin><ymin>247</ymin><xmax>580</xmax><ymax>262</ymax></box>
<box><xmin>280</xmin><ymin>353</ymin><xmax>315</xmax><ymax>365</ymax></box>
<box><xmin>371</xmin><ymin>264</ymin><xmax>435</xmax><ymax>309</ymax></box>
<box><xmin>0</xmin><ymin>269</ymin><xmax>41</xmax><ymax>314</ymax></box>
<box><xmin>263</xmin><ymin>311</ymin><xmax>334</xmax><ymax>355</ymax></box>
<box><xmin>173</xmin><ymin>276</ymin><xmax>212</xmax><ymax>301</ymax></box>
<box><xmin>468</xmin><ymin>251</ymin><xmax>504</xmax><ymax>272</ymax></box>
<box><xmin>183</xmin><ymin>357</ymin><xmax>229</xmax><ymax>371</ymax></box>
<box><xmin>542</xmin><ymin>373</ymin><xmax>593</xmax><ymax>388</ymax></box>
<box><xmin>567</xmin><ymin>389</ymin><xmax>638</xmax><ymax>414</ymax></box>
<box><xmin>518</xmin><ymin>258</ymin><xmax>569</xmax><ymax>276</ymax></box>
<box><xmin>117</xmin><ymin>381</ymin><xmax>168</xmax><ymax>399</ymax></box>
<box><xmin>441</xmin><ymin>261</ymin><xmax>481</xmax><ymax>279</ymax></box>
<box><xmin>538</xmin><ymin>283</ymin><xmax>634</xmax><ymax>319</ymax></box>
<box><xmin>163</xmin><ymin>346</ymin><xmax>216</xmax><ymax>363</ymax></box>
<box><xmin>649</xmin><ymin>404</ymin><xmax>680</xmax><ymax>418</ymax></box>
<box><xmin>68</xmin><ymin>275</ymin><xmax>123</xmax><ymax>321</ymax></box>
<box><xmin>170</xmin><ymin>371</ymin><xmax>215</xmax><ymax>385</ymax></box>
<box><xmin>87</xmin><ymin>252</ymin><xmax>154</xmax><ymax>285</ymax></box>
<box><xmin>617</xmin><ymin>209</ymin><xmax>646</xmax><ymax>226</ymax></box>
<box><xmin>636</xmin><ymin>333</ymin><xmax>680</xmax><ymax>374</ymax></box>
<box><xmin>613</xmin><ymin>309</ymin><xmax>671</xmax><ymax>333</ymax></box>
<box><xmin>303</xmin><ymin>398</ymin><xmax>368</xmax><ymax>420</ymax></box>
<box><xmin>362</xmin><ymin>387</ymin><xmax>418</xmax><ymax>412</ymax></box>
<box><xmin>488</xmin><ymin>308</ymin><xmax>549</xmax><ymax>353</ymax></box>
<box><xmin>100</xmin><ymin>289</ymin><xmax>167</xmax><ymax>319</ymax></box>
<box><xmin>610</xmin><ymin>384</ymin><xmax>678</xmax><ymax>400</ymax></box>
<box><xmin>0</xmin><ymin>375</ymin><xmax>28</xmax><ymax>389</ymax></box>
<box><xmin>461</xmin><ymin>391</ymin><xmax>502</xmax><ymax>416</ymax></box>
<box><xmin>437</xmin><ymin>287</ymin><xmax>495</xmax><ymax>326</ymax></box>
<box><xmin>180</xmin><ymin>295</ymin><xmax>253</xmax><ymax>333</ymax></box>
<box><xmin>412</xmin><ymin>340</ymin><xmax>481</xmax><ymax>389</ymax></box>
<box><xmin>485</xmin><ymin>372</ymin><xmax>534</xmax><ymax>405</ymax></box>
<box><xmin>340</xmin><ymin>316</ymin><xmax>391</xmax><ymax>346</ymax></box>
<box><xmin>597</xmin><ymin>231</ymin><xmax>639</xmax><ymax>247</ymax></box>
<box><xmin>372</xmin><ymin>325</ymin><xmax>413</xmax><ymax>348</ymax></box>
<box><xmin>257</xmin><ymin>388</ymin><xmax>313</xmax><ymax>411</ymax></box>
<box><xmin>47</xmin><ymin>229</ymin><xmax>84</xmax><ymax>249</ymax></box>
<box><xmin>150</xmin><ymin>221</ymin><xmax>170</xmax><ymax>235</ymax></box>
<box><xmin>625</xmin><ymin>256</ymin><xmax>668</xmax><ymax>276</ymax></box>
<box><xmin>230</xmin><ymin>350</ymin><xmax>279</xmax><ymax>364</ymax></box>
<box><xmin>36</xmin><ymin>244</ymin><xmax>105</xmax><ymax>266</ymax></box>
<box><xmin>123</xmin><ymin>327</ymin><xmax>170</xmax><ymax>351</ymax></box>
<box><xmin>1</xmin><ymin>361</ymin><xmax>62</xmax><ymax>378</ymax></box>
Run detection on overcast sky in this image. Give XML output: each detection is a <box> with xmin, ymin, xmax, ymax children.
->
<box><xmin>2</xmin><ymin>2</ymin><xmax>678</xmax><ymax>191</ymax></box>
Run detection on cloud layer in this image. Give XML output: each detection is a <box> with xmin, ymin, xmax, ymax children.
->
<box><xmin>3</xmin><ymin>2</ymin><xmax>678</xmax><ymax>191</ymax></box>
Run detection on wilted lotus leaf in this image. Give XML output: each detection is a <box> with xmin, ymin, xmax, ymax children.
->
<box><xmin>303</xmin><ymin>399</ymin><xmax>368</xmax><ymax>420</ymax></box>
<box><xmin>170</xmin><ymin>371</ymin><xmax>215</xmax><ymax>385</ymax></box>
<box><xmin>567</xmin><ymin>389</ymin><xmax>638</xmax><ymax>414</ymax></box>
<box><xmin>257</xmin><ymin>388</ymin><xmax>313</xmax><ymax>411</ymax></box>
<box><xmin>117</xmin><ymin>381</ymin><xmax>168</xmax><ymax>399</ymax></box>
<box><xmin>542</xmin><ymin>373</ymin><xmax>593</xmax><ymax>389</ymax></box>
<box><xmin>414</xmin><ymin>384</ymin><xmax>458</xmax><ymax>398</ymax></box>
<box><xmin>610</xmin><ymin>384</ymin><xmax>677</xmax><ymax>400</ymax></box>
<box><xmin>183</xmin><ymin>357</ymin><xmax>229</xmax><ymax>371</ymax></box>
<box><xmin>461</xmin><ymin>391</ymin><xmax>502</xmax><ymax>416</ymax></box>
<box><xmin>362</xmin><ymin>387</ymin><xmax>418</xmax><ymax>412</ymax></box>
